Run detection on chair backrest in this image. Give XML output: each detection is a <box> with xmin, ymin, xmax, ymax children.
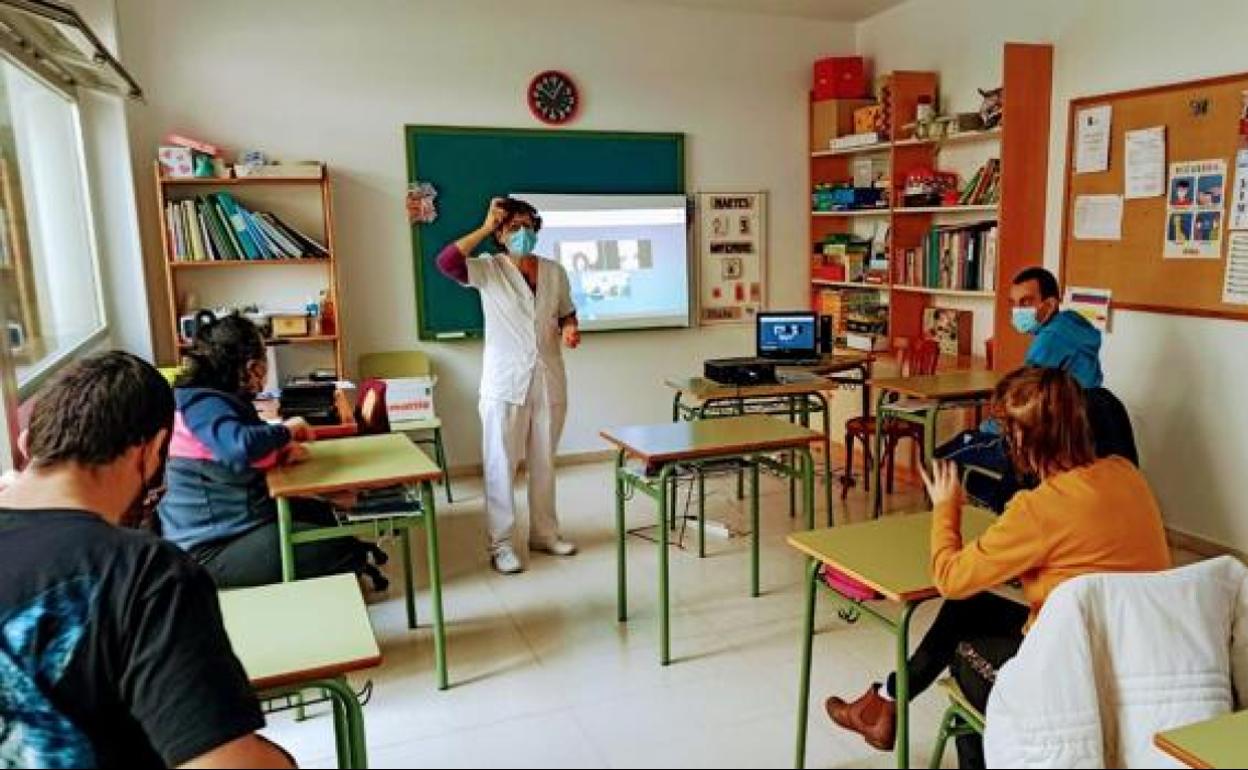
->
<box><xmin>354</xmin><ymin>379</ymin><xmax>391</xmax><ymax>436</ymax></box>
<box><xmin>985</xmin><ymin>337</ymin><xmax>995</xmax><ymax>370</ymax></box>
<box><xmin>358</xmin><ymin>351</ymin><xmax>432</xmax><ymax>379</ymax></box>
<box><xmin>902</xmin><ymin>337</ymin><xmax>941</xmax><ymax>377</ymax></box>
<box><xmin>1084</xmin><ymin>386</ymin><xmax>1139</xmax><ymax>466</ymax></box>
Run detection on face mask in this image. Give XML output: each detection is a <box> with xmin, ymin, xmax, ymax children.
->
<box><xmin>1011</xmin><ymin>307</ymin><xmax>1042</xmax><ymax>335</ymax></box>
<box><xmin>506</xmin><ymin>227</ymin><xmax>538</xmax><ymax>256</ymax></box>
<box><xmin>122</xmin><ymin>448</ymin><xmax>167</xmax><ymax>530</ymax></box>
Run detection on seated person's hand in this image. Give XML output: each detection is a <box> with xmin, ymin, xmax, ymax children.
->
<box><xmin>283</xmin><ymin>417</ymin><xmax>315</xmax><ymax>442</ymax></box>
<box><xmin>282</xmin><ymin>442</ymin><xmax>310</xmax><ymax>465</ymax></box>
<box><xmin>919</xmin><ymin>459</ymin><xmax>964</xmax><ymax>509</ymax></box>
<box><xmin>562</xmin><ymin>323</ymin><xmax>581</xmax><ymax>349</ymax></box>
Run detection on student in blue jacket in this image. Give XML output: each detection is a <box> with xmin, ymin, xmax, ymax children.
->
<box><xmin>939</xmin><ymin>266</ymin><xmax>1104</xmax><ymax>510</ymax></box>
<box><xmin>158</xmin><ymin>314</ymin><xmax>386</xmax><ymax>590</ymax></box>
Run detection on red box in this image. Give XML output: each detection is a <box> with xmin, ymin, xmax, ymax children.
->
<box><xmin>813</xmin><ymin>56</ymin><xmax>868</xmax><ymax>100</ymax></box>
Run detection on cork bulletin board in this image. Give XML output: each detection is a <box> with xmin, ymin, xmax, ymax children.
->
<box><xmin>1061</xmin><ymin>72</ymin><xmax>1248</xmax><ymax>321</ymax></box>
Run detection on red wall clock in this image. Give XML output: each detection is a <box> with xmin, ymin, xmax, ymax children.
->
<box><xmin>528</xmin><ymin>70</ymin><xmax>579</xmax><ymax>125</ymax></box>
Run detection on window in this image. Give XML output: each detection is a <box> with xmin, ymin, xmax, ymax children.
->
<box><xmin>0</xmin><ymin>54</ymin><xmax>106</xmax><ymax>398</ymax></box>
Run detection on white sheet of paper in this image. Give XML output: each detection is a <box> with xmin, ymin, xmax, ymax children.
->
<box><xmin>1231</xmin><ymin>149</ymin><xmax>1248</xmax><ymax>230</ymax></box>
<box><xmin>1124</xmin><ymin>126</ymin><xmax>1165</xmax><ymax>199</ymax></box>
<box><xmin>1073</xmin><ymin>194</ymin><xmax>1123</xmax><ymax>240</ymax></box>
<box><xmin>1223</xmin><ymin>232</ymin><xmax>1248</xmax><ymax>305</ymax></box>
<box><xmin>1075</xmin><ymin>104</ymin><xmax>1112</xmax><ymax>174</ymax></box>
<box><xmin>1063</xmin><ymin>286</ymin><xmax>1113</xmax><ymax>332</ymax></box>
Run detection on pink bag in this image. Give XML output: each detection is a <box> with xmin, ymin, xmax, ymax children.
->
<box><xmin>820</xmin><ymin>566</ymin><xmax>880</xmax><ymax>601</ymax></box>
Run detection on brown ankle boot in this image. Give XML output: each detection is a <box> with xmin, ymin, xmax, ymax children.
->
<box><xmin>825</xmin><ymin>684</ymin><xmax>896</xmax><ymax>751</ymax></box>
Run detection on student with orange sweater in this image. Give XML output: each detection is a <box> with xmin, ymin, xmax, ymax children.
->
<box><xmin>827</xmin><ymin>367</ymin><xmax>1170</xmax><ymax>768</ymax></box>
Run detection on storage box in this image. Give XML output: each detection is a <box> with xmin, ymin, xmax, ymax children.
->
<box><xmin>810</xmin><ymin>98</ymin><xmax>875</xmax><ymax>151</ymax></box>
<box><xmin>384</xmin><ymin>376</ymin><xmax>437</xmax><ymax>425</ymax></box>
<box><xmin>157</xmin><ymin>146</ymin><xmax>194</xmax><ymax>178</ymax></box>
<box><xmin>922</xmin><ymin>307</ymin><xmax>973</xmax><ymax>357</ymax></box>
<box><xmin>813</xmin><ymin>56</ymin><xmax>868</xmax><ymax>100</ymax></box>
<box><xmin>270</xmin><ymin>314</ymin><xmax>310</xmax><ymax>338</ymax></box>
<box><xmin>854</xmin><ymin>105</ymin><xmax>883</xmax><ymax>134</ymax></box>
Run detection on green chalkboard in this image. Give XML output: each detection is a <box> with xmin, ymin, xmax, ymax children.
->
<box><xmin>405</xmin><ymin>125</ymin><xmax>685</xmax><ymax>339</ymax></box>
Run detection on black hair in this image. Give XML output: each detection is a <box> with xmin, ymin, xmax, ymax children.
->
<box><xmin>26</xmin><ymin>351</ymin><xmax>174</xmax><ymax>469</ymax></box>
<box><xmin>1012</xmin><ymin>266</ymin><xmax>1060</xmax><ymax>301</ymax></box>
<box><xmin>495</xmin><ymin>197</ymin><xmax>543</xmax><ymax>238</ymax></box>
<box><xmin>174</xmin><ymin>311</ymin><xmax>267</xmax><ymax>397</ymax></box>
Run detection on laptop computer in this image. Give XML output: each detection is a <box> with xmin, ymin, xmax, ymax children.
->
<box><xmin>756</xmin><ymin>312</ymin><xmax>822</xmax><ymax>366</ymax></box>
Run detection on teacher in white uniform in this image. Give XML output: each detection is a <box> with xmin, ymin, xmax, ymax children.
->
<box><xmin>436</xmin><ymin>197</ymin><xmax>581</xmax><ymax>574</ymax></box>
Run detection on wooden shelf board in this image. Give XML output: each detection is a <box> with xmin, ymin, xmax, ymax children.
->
<box><xmin>811</xmin><ymin>208</ymin><xmax>891</xmax><ymax>218</ymax></box>
<box><xmin>893</xmin><ymin>204</ymin><xmax>999</xmax><ymax>215</ymax></box>
<box><xmin>812</xmin><ymin>279</ymin><xmax>891</xmax><ymax>291</ymax></box>
<box><xmin>892</xmin><ymin>128</ymin><xmax>1002</xmax><ymax>148</ymax></box>
<box><xmin>891</xmin><ymin>285</ymin><xmax>995</xmax><ymax>299</ymax></box>
<box><xmin>811</xmin><ymin>141</ymin><xmax>892</xmax><ymax>158</ymax></box>
<box><xmin>168</xmin><ymin>258</ymin><xmax>333</xmax><ymax>268</ymax></box>
<box><xmin>159</xmin><ymin>175</ymin><xmax>324</xmax><ymax>185</ymax></box>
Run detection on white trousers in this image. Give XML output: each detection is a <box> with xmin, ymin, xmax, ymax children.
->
<box><xmin>479</xmin><ymin>367</ymin><xmax>567</xmax><ymax>553</ymax></box>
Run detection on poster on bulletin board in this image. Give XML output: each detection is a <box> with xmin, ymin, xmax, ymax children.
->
<box><xmin>696</xmin><ymin>192</ymin><xmax>767</xmax><ymax>325</ymax></box>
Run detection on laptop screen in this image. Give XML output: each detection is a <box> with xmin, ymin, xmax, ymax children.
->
<box><xmin>757</xmin><ymin>313</ymin><xmax>818</xmax><ymax>358</ymax></box>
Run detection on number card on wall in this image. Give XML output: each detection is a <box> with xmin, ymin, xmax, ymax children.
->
<box><xmin>696</xmin><ymin>192</ymin><xmax>767</xmax><ymax>325</ymax></box>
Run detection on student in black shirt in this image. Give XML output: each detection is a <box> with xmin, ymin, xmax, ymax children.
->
<box><xmin>0</xmin><ymin>351</ymin><xmax>293</xmax><ymax>768</ymax></box>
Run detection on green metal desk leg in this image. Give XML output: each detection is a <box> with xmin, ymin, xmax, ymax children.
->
<box><xmin>798</xmin><ymin>447</ymin><xmax>816</xmax><ymax>531</ymax></box>
<box><xmin>329</xmin><ymin>685</ymin><xmax>350</xmax><ymax>768</ymax></box>
<box><xmin>657</xmin><ymin>464</ymin><xmax>675</xmax><ymax>665</ymax></box>
<box><xmin>320</xmin><ymin>677</ymin><xmax>368</xmax><ymax>769</ymax></box>
<box><xmin>277</xmin><ymin>496</ymin><xmax>296</xmax><ymax>582</ymax></box>
<box><xmin>873</xmin><ymin>389</ymin><xmax>890</xmax><ymax>518</ymax></box>
<box><xmin>420</xmin><ymin>481</ymin><xmax>448</xmax><ymax>691</ymax></box>
<box><xmin>615</xmin><ymin>449</ymin><xmax>628</xmax><ymax>622</ymax></box>
<box><xmin>399</xmin><ymin>526</ymin><xmax>416</xmax><ymax>629</ymax></box>
<box><xmin>736</xmin><ymin>397</ymin><xmax>746</xmax><ymax>500</ymax></box>
<box><xmin>788</xmin><ymin>396</ymin><xmax>797</xmax><ymax>518</ymax></box>
<box><xmin>750</xmin><ymin>459</ymin><xmax>760</xmax><ymax>597</ymax></box>
<box><xmin>895</xmin><ymin>601</ymin><xmax>917</xmax><ymax>770</ymax></box>
<box><xmin>813</xmin><ymin>391</ymin><xmax>834</xmax><ymax>527</ymax></box>
<box><xmin>923</xmin><ymin>404</ymin><xmax>940</xmax><ymax>471</ymax></box>
<box><xmin>697</xmin><ymin>465</ymin><xmax>706</xmax><ymax>558</ymax></box>
<box><xmin>794</xmin><ymin>558</ymin><xmax>820</xmax><ymax>769</ymax></box>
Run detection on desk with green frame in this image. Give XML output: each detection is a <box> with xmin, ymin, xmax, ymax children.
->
<box><xmin>1155</xmin><ymin>710</ymin><xmax>1248</xmax><ymax>769</ymax></box>
<box><xmin>601</xmin><ymin>415</ymin><xmax>823</xmax><ymax>665</ymax></box>
<box><xmin>666</xmin><ymin>351</ymin><xmax>875</xmax><ymax>522</ymax></box>
<box><xmin>266</xmin><ymin>432</ymin><xmax>449</xmax><ymax>690</ymax></box>
<box><xmin>219</xmin><ymin>574</ymin><xmax>381</xmax><ymax>769</ymax></box>
<box><xmin>869</xmin><ymin>370</ymin><xmax>1002</xmax><ymax>517</ymax></box>
<box><xmin>786</xmin><ymin>507</ymin><xmax>996</xmax><ymax>769</ymax></box>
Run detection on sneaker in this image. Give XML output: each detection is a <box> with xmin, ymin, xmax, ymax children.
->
<box><xmin>491</xmin><ymin>545</ymin><xmax>523</xmax><ymax>574</ymax></box>
<box><xmin>530</xmin><ymin>538</ymin><xmax>577</xmax><ymax>556</ymax></box>
<box><xmin>825</xmin><ymin>684</ymin><xmax>896</xmax><ymax>751</ymax></box>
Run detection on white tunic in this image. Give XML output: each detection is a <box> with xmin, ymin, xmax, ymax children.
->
<box><xmin>466</xmin><ymin>253</ymin><xmax>575</xmax><ymax>405</ymax></box>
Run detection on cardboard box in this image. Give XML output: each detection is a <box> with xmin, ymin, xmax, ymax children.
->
<box><xmin>270</xmin><ymin>314</ymin><xmax>310</xmax><ymax>338</ymax></box>
<box><xmin>384</xmin><ymin>376</ymin><xmax>437</xmax><ymax>425</ymax></box>
<box><xmin>810</xmin><ymin>98</ymin><xmax>875</xmax><ymax>151</ymax></box>
<box><xmin>813</xmin><ymin>56</ymin><xmax>869</xmax><ymax>100</ymax></box>
<box><xmin>922</xmin><ymin>307</ymin><xmax>973</xmax><ymax>357</ymax></box>
<box><xmin>157</xmin><ymin>146</ymin><xmax>194</xmax><ymax>178</ymax></box>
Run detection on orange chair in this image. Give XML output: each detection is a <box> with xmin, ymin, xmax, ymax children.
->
<box><xmin>843</xmin><ymin>337</ymin><xmax>941</xmax><ymax>496</ymax></box>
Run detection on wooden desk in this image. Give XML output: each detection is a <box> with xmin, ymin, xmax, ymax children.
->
<box><xmin>665</xmin><ymin>352</ymin><xmax>875</xmax><ymax>526</ymax></box>
<box><xmin>787</xmin><ymin>508</ymin><xmax>997</xmax><ymax>769</ymax></box>
<box><xmin>601</xmin><ymin>415</ymin><xmax>823</xmax><ymax>665</ymax></box>
<box><xmin>220</xmin><ymin>574</ymin><xmax>381</xmax><ymax>769</ymax></box>
<box><xmin>868</xmin><ymin>369</ymin><xmax>1002</xmax><ymax>516</ymax></box>
<box><xmin>267</xmin><ymin>433</ymin><xmax>449</xmax><ymax>690</ymax></box>
<box><xmin>1155</xmin><ymin>711</ymin><xmax>1248</xmax><ymax>768</ymax></box>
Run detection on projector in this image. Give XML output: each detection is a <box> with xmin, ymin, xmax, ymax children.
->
<box><xmin>704</xmin><ymin>357</ymin><xmax>776</xmax><ymax>386</ymax></box>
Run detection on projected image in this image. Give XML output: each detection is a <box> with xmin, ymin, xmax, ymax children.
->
<box><xmin>523</xmin><ymin>194</ymin><xmax>690</xmax><ymax>331</ymax></box>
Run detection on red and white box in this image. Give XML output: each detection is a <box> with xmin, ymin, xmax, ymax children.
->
<box><xmin>157</xmin><ymin>145</ymin><xmax>194</xmax><ymax>178</ymax></box>
<box><xmin>383</xmin><ymin>376</ymin><xmax>437</xmax><ymax>425</ymax></box>
<box><xmin>165</xmin><ymin>132</ymin><xmax>223</xmax><ymax>157</ymax></box>
<box><xmin>813</xmin><ymin>56</ymin><xmax>869</xmax><ymax>100</ymax></box>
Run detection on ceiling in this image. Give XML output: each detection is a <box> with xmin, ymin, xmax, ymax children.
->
<box><xmin>612</xmin><ymin>0</ymin><xmax>907</xmax><ymax>22</ymax></box>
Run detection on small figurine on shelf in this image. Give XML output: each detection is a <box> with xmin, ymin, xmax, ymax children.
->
<box><xmin>318</xmin><ymin>290</ymin><xmax>336</xmax><ymax>336</ymax></box>
<box><xmin>978</xmin><ymin>87</ymin><xmax>1003</xmax><ymax>129</ymax></box>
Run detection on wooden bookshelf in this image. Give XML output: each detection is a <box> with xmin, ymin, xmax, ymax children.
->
<box><xmin>155</xmin><ymin>162</ymin><xmax>345</xmax><ymax>376</ymax></box>
<box><xmin>808</xmin><ymin>44</ymin><xmax>1053</xmax><ymax>367</ymax></box>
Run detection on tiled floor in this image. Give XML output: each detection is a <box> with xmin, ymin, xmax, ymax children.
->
<box><xmin>262</xmin><ymin>459</ymin><xmax>966</xmax><ymax>768</ymax></box>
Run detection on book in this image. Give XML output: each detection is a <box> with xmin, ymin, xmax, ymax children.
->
<box><xmin>266</xmin><ymin>213</ymin><xmax>329</xmax><ymax>257</ymax></box>
<box><xmin>923</xmin><ymin>307</ymin><xmax>973</xmax><ymax>356</ymax></box>
<box><xmin>210</xmin><ymin>197</ymin><xmax>245</xmax><ymax>258</ymax></box>
<box><xmin>212</xmin><ymin>192</ymin><xmax>261</xmax><ymax>259</ymax></box>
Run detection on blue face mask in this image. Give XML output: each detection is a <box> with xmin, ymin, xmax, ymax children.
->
<box><xmin>506</xmin><ymin>227</ymin><xmax>538</xmax><ymax>256</ymax></box>
<box><xmin>1011</xmin><ymin>306</ymin><xmax>1042</xmax><ymax>335</ymax></box>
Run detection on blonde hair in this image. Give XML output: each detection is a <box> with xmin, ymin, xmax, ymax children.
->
<box><xmin>995</xmin><ymin>367</ymin><xmax>1095</xmax><ymax>478</ymax></box>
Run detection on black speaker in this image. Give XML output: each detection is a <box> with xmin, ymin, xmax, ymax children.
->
<box><xmin>819</xmin><ymin>315</ymin><xmax>833</xmax><ymax>354</ymax></box>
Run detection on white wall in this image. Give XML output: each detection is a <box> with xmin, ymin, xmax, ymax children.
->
<box><xmin>116</xmin><ymin>0</ymin><xmax>854</xmax><ymax>465</ymax></box>
<box><xmin>858</xmin><ymin>0</ymin><xmax>1248</xmax><ymax>552</ymax></box>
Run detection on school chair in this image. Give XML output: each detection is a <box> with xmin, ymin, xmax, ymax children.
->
<box><xmin>158</xmin><ymin>365</ymin><xmax>181</xmax><ymax>385</ymax></box>
<box><xmin>842</xmin><ymin>337</ymin><xmax>940</xmax><ymax>497</ymax></box>
<box><xmin>929</xmin><ymin>677</ymin><xmax>985</xmax><ymax>769</ymax></box>
<box><xmin>358</xmin><ymin>350</ymin><xmax>452</xmax><ymax>503</ymax></box>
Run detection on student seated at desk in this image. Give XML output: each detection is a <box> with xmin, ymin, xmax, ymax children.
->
<box><xmin>939</xmin><ymin>266</ymin><xmax>1106</xmax><ymax>511</ymax></box>
<box><xmin>826</xmin><ymin>367</ymin><xmax>1170</xmax><ymax>768</ymax></box>
<box><xmin>158</xmin><ymin>313</ymin><xmax>387</xmax><ymax>590</ymax></box>
<box><xmin>0</xmin><ymin>352</ymin><xmax>292</xmax><ymax>768</ymax></box>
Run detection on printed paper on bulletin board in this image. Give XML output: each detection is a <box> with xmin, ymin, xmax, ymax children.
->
<box><xmin>697</xmin><ymin>192</ymin><xmax>767</xmax><ymax>325</ymax></box>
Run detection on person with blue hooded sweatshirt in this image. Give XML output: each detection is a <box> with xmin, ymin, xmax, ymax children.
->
<box><xmin>938</xmin><ymin>266</ymin><xmax>1104</xmax><ymax>511</ymax></box>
